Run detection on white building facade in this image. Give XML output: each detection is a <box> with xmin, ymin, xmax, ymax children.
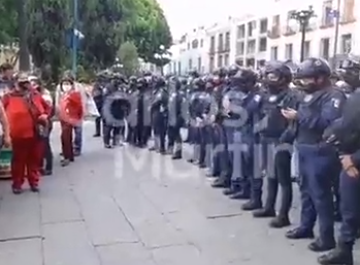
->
<box><xmin>164</xmin><ymin>27</ymin><xmax>210</xmax><ymax>75</ymax></box>
<box><xmin>165</xmin><ymin>0</ymin><xmax>360</xmax><ymax>75</ymax></box>
<box><xmin>266</xmin><ymin>0</ymin><xmax>359</xmax><ymax>65</ymax></box>
<box><xmin>231</xmin><ymin>14</ymin><xmax>269</xmax><ymax>69</ymax></box>
<box><xmin>206</xmin><ymin>18</ymin><xmax>236</xmax><ymax>72</ymax></box>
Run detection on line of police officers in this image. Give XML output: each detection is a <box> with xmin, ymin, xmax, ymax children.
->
<box><xmin>92</xmin><ymin>55</ymin><xmax>360</xmax><ymax>265</ymax></box>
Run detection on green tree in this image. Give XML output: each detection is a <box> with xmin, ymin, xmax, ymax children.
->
<box><xmin>124</xmin><ymin>0</ymin><xmax>172</xmax><ymax>65</ymax></box>
<box><xmin>0</xmin><ymin>0</ymin><xmax>18</xmax><ymax>44</ymax></box>
<box><xmin>1</xmin><ymin>0</ymin><xmax>172</xmax><ymax>78</ymax></box>
<box><xmin>27</xmin><ymin>0</ymin><xmax>70</xmax><ymax>82</ymax></box>
<box><xmin>117</xmin><ymin>41</ymin><xmax>139</xmax><ymax>76</ymax></box>
<box><xmin>78</xmin><ymin>0</ymin><xmax>126</xmax><ymax>71</ymax></box>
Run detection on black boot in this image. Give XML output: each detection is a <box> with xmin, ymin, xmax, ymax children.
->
<box><xmin>172</xmin><ymin>151</ymin><xmax>182</xmax><ymax>160</ymax></box>
<box><xmin>229</xmin><ymin>191</ymin><xmax>250</xmax><ymax>200</ymax></box>
<box><xmin>211</xmin><ymin>174</ymin><xmax>230</xmax><ymax>188</ymax></box>
<box><xmin>285</xmin><ymin>228</ymin><xmax>314</xmax><ymax>239</ymax></box>
<box><xmin>242</xmin><ymin>200</ymin><xmax>262</xmax><ymax>211</ymax></box>
<box><xmin>308</xmin><ymin>238</ymin><xmax>335</xmax><ymax>252</ymax></box>
<box><xmin>223</xmin><ymin>186</ymin><xmax>239</xmax><ymax>196</ymax></box>
<box><xmin>269</xmin><ymin>215</ymin><xmax>290</xmax><ymax>228</ymax></box>
<box><xmin>318</xmin><ymin>242</ymin><xmax>353</xmax><ymax>265</ymax></box>
<box><xmin>253</xmin><ymin>208</ymin><xmax>276</xmax><ymax>218</ymax></box>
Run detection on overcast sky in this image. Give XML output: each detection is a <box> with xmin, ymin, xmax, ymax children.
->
<box><xmin>157</xmin><ymin>0</ymin><xmax>259</xmax><ymax>39</ymax></box>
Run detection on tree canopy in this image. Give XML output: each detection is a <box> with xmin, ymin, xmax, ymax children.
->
<box><xmin>117</xmin><ymin>41</ymin><xmax>139</xmax><ymax>76</ymax></box>
<box><xmin>0</xmin><ymin>0</ymin><xmax>172</xmax><ymax>80</ymax></box>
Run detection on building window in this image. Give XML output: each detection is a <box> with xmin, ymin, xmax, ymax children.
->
<box><xmin>187</xmin><ymin>43</ymin><xmax>190</xmax><ymax>50</ymax></box>
<box><xmin>248</xmin><ymin>21</ymin><xmax>256</xmax><ymax>37</ymax></box>
<box><xmin>270</xmin><ymin>46</ymin><xmax>278</xmax><ymax>60</ymax></box>
<box><xmin>285</xmin><ymin>43</ymin><xmax>293</xmax><ymax>60</ymax></box>
<box><xmin>321</xmin><ymin>0</ymin><xmax>335</xmax><ymax>27</ymax></box>
<box><xmin>218</xmin><ymin>33</ymin><xmax>224</xmax><ymax>51</ymax></box>
<box><xmin>224</xmin><ymin>54</ymin><xmax>229</xmax><ymax>66</ymax></box>
<box><xmin>342</xmin><ymin>0</ymin><xmax>355</xmax><ymax>23</ymax></box>
<box><xmin>225</xmin><ymin>32</ymin><xmax>230</xmax><ymax>51</ymax></box>
<box><xmin>200</xmin><ymin>39</ymin><xmax>204</xmax><ymax>47</ymax></box>
<box><xmin>217</xmin><ymin>55</ymin><xmax>223</xmax><ymax>67</ymax></box>
<box><xmin>260</xmin><ymin>19</ymin><xmax>268</xmax><ymax>34</ymax></box>
<box><xmin>191</xmin><ymin>39</ymin><xmax>198</xmax><ymax>49</ymax></box>
<box><xmin>259</xmin><ymin>37</ymin><xmax>267</xmax><ymax>52</ymax></box>
<box><xmin>236</xmin><ymin>41</ymin><xmax>245</xmax><ymax>55</ymax></box>
<box><xmin>210</xmin><ymin>36</ymin><xmax>215</xmax><ymax>52</ymax></box>
<box><xmin>188</xmin><ymin>59</ymin><xmax>192</xmax><ymax>70</ymax></box>
<box><xmin>209</xmin><ymin>56</ymin><xmax>215</xmax><ymax>71</ymax></box>
<box><xmin>341</xmin><ymin>34</ymin><xmax>352</xmax><ymax>53</ymax></box>
<box><xmin>273</xmin><ymin>15</ymin><xmax>280</xmax><ymax>27</ymax></box>
<box><xmin>198</xmin><ymin>57</ymin><xmax>202</xmax><ymax>71</ymax></box>
<box><xmin>237</xmin><ymin>25</ymin><xmax>245</xmax><ymax>39</ymax></box>
<box><xmin>320</xmin><ymin>38</ymin><xmax>330</xmax><ymax>59</ymax></box>
<box><xmin>178</xmin><ymin>62</ymin><xmax>181</xmax><ymax>75</ymax></box>
<box><xmin>304</xmin><ymin>41</ymin><xmax>311</xmax><ymax>58</ymax></box>
<box><xmin>247</xmin><ymin>39</ymin><xmax>256</xmax><ymax>54</ymax></box>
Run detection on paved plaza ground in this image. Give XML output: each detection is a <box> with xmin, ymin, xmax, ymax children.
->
<box><xmin>0</xmin><ymin>122</ymin><xmax>359</xmax><ymax>265</ymax></box>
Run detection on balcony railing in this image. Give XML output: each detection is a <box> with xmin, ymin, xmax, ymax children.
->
<box><xmin>282</xmin><ymin>26</ymin><xmax>296</xmax><ymax>36</ymax></box>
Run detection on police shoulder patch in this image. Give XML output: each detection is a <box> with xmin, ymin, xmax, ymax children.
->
<box><xmin>269</xmin><ymin>95</ymin><xmax>277</xmax><ymax>102</ymax></box>
<box><xmin>304</xmin><ymin>94</ymin><xmax>313</xmax><ymax>102</ymax></box>
<box><xmin>253</xmin><ymin>94</ymin><xmax>261</xmax><ymax>102</ymax></box>
<box><xmin>332</xmin><ymin>98</ymin><xmax>340</xmax><ymax>108</ymax></box>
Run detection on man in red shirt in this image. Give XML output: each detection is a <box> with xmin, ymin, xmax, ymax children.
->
<box><xmin>3</xmin><ymin>72</ymin><xmax>50</xmax><ymax>194</ymax></box>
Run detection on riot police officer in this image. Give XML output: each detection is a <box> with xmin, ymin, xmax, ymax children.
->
<box><xmin>150</xmin><ymin>76</ymin><xmax>168</xmax><ymax>153</ymax></box>
<box><xmin>126</xmin><ymin>76</ymin><xmax>138</xmax><ymax>144</ymax></box>
<box><xmin>187</xmin><ymin>77</ymin><xmax>211</xmax><ymax>166</ymax></box>
<box><xmin>318</xmin><ymin>54</ymin><xmax>360</xmax><ymax>265</ymax></box>
<box><xmin>252</xmin><ymin>61</ymin><xmax>298</xmax><ymax>227</ymax></box>
<box><xmin>221</xmin><ymin>68</ymin><xmax>263</xmax><ymax>210</ymax></box>
<box><xmin>102</xmin><ymin>75</ymin><xmax>130</xmax><ymax>148</ymax></box>
<box><xmin>93</xmin><ymin>72</ymin><xmax>107</xmax><ymax>137</ymax></box>
<box><xmin>284</xmin><ymin>58</ymin><xmax>346</xmax><ymax>252</ymax></box>
<box><xmin>208</xmin><ymin>68</ymin><xmax>228</xmax><ymax>179</ymax></box>
<box><xmin>167</xmin><ymin>77</ymin><xmax>186</xmax><ymax>159</ymax></box>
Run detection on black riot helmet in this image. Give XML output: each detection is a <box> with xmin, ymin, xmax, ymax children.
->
<box><xmin>155</xmin><ymin>76</ymin><xmax>166</xmax><ymax>88</ymax></box>
<box><xmin>338</xmin><ymin>53</ymin><xmax>360</xmax><ymax>88</ymax></box>
<box><xmin>189</xmin><ymin>69</ymin><xmax>200</xmax><ymax>78</ymax></box>
<box><xmin>227</xmin><ymin>65</ymin><xmax>240</xmax><ymax>77</ymax></box>
<box><xmin>192</xmin><ymin>77</ymin><xmax>206</xmax><ymax>90</ymax></box>
<box><xmin>180</xmin><ymin>77</ymin><xmax>187</xmax><ymax>86</ymax></box>
<box><xmin>213</xmin><ymin>67</ymin><xmax>227</xmax><ymax>79</ymax></box>
<box><xmin>295</xmin><ymin>57</ymin><xmax>331</xmax><ymax>91</ymax></box>
<box><xmin>230</xmin><ymin>68</ymin><xmax>257</xmax><ymax>91</ymax></box>
<box><xmin>264</xmin><ymin>61</ymin><xmax>292</xmax><ymax>90</ymax></box>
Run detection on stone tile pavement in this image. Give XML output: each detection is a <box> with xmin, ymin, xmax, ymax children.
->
<box><xmin>0</xmin><ymin>122</ymin><xmax>359</xmax><ymax>265</ymax></box>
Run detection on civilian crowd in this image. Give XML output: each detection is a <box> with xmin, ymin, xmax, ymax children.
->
<box><xmin>0</xmin><ymin>64</ymin><xmax>86</xmax><ymax>194</ymax></box>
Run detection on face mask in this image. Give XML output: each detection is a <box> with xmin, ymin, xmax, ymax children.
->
<box><xmin>18</xmin><ymin>82</ymin><xmax>29</xmax><ymax>90</ymax></box>
<box><xmin>62</xmin><ymin>85</ymin><xmax>72</xmax><ymax>92</ymax></box>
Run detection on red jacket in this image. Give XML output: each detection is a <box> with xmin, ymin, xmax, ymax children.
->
<box><xmin>3</xmin><ymin>90</ymin><xmax>50</xmax><ymax>139</ymax></box>
<box><xmin>59</xmin><ymin>90</ymin><xmax>83</xmax><ymax>125</ymax></box>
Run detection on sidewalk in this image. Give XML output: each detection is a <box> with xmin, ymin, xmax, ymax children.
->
<box><xmin>0</xmin><ymin>124</ymin><xmax>350</xmax><ymax>265</ymax></box>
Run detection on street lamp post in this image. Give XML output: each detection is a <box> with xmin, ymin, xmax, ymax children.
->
<box><xmin>72</xmin><ymin>0</ymin><xmax>79</xmax><ymax>78</ymax></box>
<box><xmin>290</xmin><ymin>6</ymin><xmax>316</xmax><ymax>62</ymax></box>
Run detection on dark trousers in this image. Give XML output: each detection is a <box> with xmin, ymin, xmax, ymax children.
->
<box><xmin>60</xmin><ymin>122</ymin><xmax>74</xmax><ymax>161</ymax></box>
<box><xmin>95</xmin><ymin>117</ymin><xmax>102</xmax><ymax>135</ymax></box>
<box><xmin>103</xmin><ymin>124</ymin><xmax>120</xmax><ymax>145</ymax></box>
<box><xmin>265</xmin><ymin>149</ymin><xmax>292</xmax><ymax>217</ymax></box>
<box><xmin>339</xmin><ymin>169</ymin><xmax>360</xmax><ymax>244</ymax></box>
